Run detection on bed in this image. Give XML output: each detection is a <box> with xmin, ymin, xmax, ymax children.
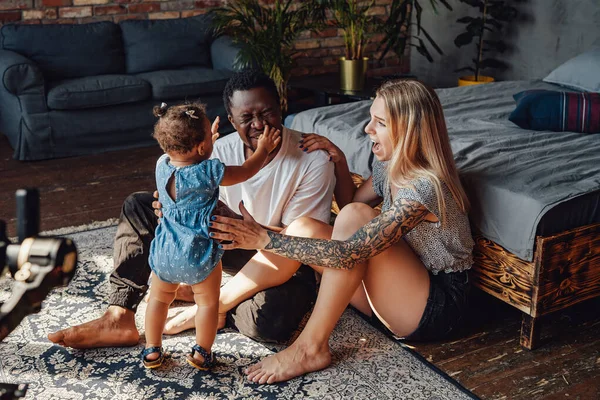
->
<box><xmin>289</xmin><ymin>79</ymin><xmax>600</xmax><ymax>349</ymax></box>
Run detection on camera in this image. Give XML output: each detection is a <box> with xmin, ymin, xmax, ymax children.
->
<box><xmin>0</xmin><ymin>189</ymin><xmax>78</xmax><ymax>399</ymax></box>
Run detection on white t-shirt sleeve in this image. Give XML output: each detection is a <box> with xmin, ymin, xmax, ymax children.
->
<box><xmin>281</xmin><ymin>156</ymin><xmax>335</xmax><ymax>226</ymax></box>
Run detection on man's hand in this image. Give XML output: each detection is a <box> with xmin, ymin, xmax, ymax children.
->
<box><xmin>213</xmin><ymin>200</ymin><xmax>242</xmax><ymax>220</ymax></box>
<box><xmin>152</xmin><ymin>190</ymin><xmax>163</xmax><ymax>219</ymax></box>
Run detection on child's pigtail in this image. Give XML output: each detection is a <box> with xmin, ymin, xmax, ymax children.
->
<box><xmin>153</xmin><ymin>102</ymin><xmax>168</xmax><ymax>118</ymax></box>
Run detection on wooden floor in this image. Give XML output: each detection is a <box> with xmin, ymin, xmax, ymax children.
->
<box><xmin>1</xmin><ymin>134</ymin><xmax>598</xmax><ymax>399</ymax></box>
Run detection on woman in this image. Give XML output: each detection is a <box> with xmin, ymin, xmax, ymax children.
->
<box><xmin>210</xmin><ymin>79</ymin><xmax>474</xmax><ymax>384</ymax></box>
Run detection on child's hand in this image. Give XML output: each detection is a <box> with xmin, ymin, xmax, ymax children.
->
<box><xmin>256</xmin><ymin>123</ymin><xmax>281</xmax><ymax>154</ymax></box>
<box><xmin>211</xmin><ymin>116</ymin><xmax>220</xmax><ymax>144</ymax></box>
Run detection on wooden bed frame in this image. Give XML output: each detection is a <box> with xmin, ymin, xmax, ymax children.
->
<box><xmin>470</xmin><ymin>222</ymin><xmax>600</xmax><ymax>349</ymax></box>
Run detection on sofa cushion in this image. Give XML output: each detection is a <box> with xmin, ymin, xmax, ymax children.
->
<box><xmin>120</xmin><ymin>15</ymin><xmax>214</xmax><ymax>74</ymax></box>
<box><xmin>0</xmin><ymin>22</ymin><xmax>125</xmax><ymax>81</ymax></box>
<box><xmin>136</xmin><ymin>68</ymin><xmax>232</xmax><ymax>100</ymax></box>
<box><xmin>47</xmin><ymin>75</ymin><xmax>151</xmax><ymax>110</ymax></box>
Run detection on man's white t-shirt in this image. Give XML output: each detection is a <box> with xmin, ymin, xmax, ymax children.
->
<box><xmin>212</xmin><ymin>127</ymin><xmax>335</xmax><ymax>227</ymax></box>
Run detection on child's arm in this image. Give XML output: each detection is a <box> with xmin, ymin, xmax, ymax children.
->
<box><xmin>221</xmin><ymin>125</ymin><xmax>281</xmax><ymax>186</ymax></box>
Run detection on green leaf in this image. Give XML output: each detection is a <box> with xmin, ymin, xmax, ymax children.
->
<box><xmin>454</xmin><ymin>32</ymin><xmax>474</xmax><ymax>47</ymax></box>
<box><xmin>433</xmin><ymin>0</ymin><xmax>453</xmax><ymax>12</ymax></box>
<box><xmin>413</xmin><ymin>43</ymin><xmax>434</xmax><ymax>63</ymax></box>
<box><xmin>415</xmin><ymin>0</ymin><xmax>424</xmax><ymax>35</ymax></box>
<box><xmin>420</xmin><ymin>27</ymin><xmax>443</xmax><ymax>55</ymax></box>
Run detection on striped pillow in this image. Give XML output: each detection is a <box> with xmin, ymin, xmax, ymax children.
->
<box><xmin>509</xmin><ymin>90</ymin><xmax>600</xmax><ymax>133</ymax></box>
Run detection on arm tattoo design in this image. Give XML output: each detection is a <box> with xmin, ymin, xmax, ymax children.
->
<box><xmin>265</xmin><ymin>198</ymin><xmax>429</xmax><ymax>269</ymax></box>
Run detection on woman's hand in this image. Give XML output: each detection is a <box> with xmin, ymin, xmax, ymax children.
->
<box><xmin>152</xmin><ymin>190</ymin><xmax>163</xmax><ymax>219</ymax></box>
<box><xmin>211</xmin><ymin>116</ymin><xmax>220</xmax><ymax>144</ymax></box>
<box><xmin>209</xmin><ymin>202</ymin><xmax>270</xmax><ymax>250</ymax></box>
<box><xmin>213</xmin><ymin>200</ymin><xmax>242</xmax><ymax>220</ymax></box>
<box><xmin>299</xmin><ymin>133</ymin><xmax>344</xmax><ymax>163</ymax></box>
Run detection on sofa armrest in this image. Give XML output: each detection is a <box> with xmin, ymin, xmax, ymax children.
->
<box><xmin>210</xmin><ymin>35</ymin><xmax>243</xmax><ymax>72</ymax></box>
<box><xmin>0</xmin><ymin>49</ymin><xmax>47</xmax><ymax>113</ymax></box>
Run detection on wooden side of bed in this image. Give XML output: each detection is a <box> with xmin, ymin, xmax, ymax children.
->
<box><xmin>470</xmin><ymin>222</ymin><xmax>600</xmax><ymax>349</ymax></box>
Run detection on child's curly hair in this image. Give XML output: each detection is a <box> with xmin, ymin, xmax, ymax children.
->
<box><xmin>152</xmin><ymin>102</ymin><xmax>209</xmax><ymax>154</ymax></box>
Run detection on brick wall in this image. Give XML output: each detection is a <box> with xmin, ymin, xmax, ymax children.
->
<box><xmin>0</xmin><ymin>0</ymin><xmax>408</xmax><ymax>77</ymax></box>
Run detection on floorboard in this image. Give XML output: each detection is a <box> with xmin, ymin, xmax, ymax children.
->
<box><xmin>1</xmin><ymin>134</ymin><xmax>598</xmax><ymax>399</ymax></box>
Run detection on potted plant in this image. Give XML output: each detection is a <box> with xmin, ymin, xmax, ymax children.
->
<box><xmin>376</xmin><ymin>0</ymin><xmax>452</xmax><ymax>68</ymax></box>
<box><xmin>212</xmin><ymin>0</ymin><xmax>325</xmax><ymax>112</ymax></box>
<box><xmin>324</xmin><ymin>0</ymin><xmax>377</xmax><ymax>91</ymax></box>
<box><xmin>453</xmin><ymin>0</ymin><xmax>518</xmax><ymax>86</ymax></box>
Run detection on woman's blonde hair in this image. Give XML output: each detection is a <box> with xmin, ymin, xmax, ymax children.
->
<box><xmin>376</xmin><ymin>79</ymin><xmax>470</xmax><ymax>222</ymax></box>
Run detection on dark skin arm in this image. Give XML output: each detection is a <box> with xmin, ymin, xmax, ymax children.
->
<box><xmin>210</xmin><ymin>197</ymin><xmax>429</xmax><ymax>270</ymax></box>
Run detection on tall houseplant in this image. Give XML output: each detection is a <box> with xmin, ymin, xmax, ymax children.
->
<box><xmin>376</xmin><ymin>0</ymin><xmax>452</xmax><ymax>66</ymax></box>
<box><xmin>453</xmin><ymin>0</ymin><xmax>518</xmax><ymax>85</ymax></box>
<box><xmin>323</xmin><ymin>0</ymin><xmax>377</xmax><ymax>90</ymax></box>
<box><xmin>212</xmin><ymin>0</ymin><xmax>325</xmax><ymax>112</ymax></box>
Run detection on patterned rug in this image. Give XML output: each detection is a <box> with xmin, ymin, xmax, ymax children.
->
<box><xmin>0</xmin><ymin>225</ymin><xmax>476</xmax><ymax>400</ymax></box>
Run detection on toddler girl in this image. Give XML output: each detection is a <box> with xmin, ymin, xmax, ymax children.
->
<box><xmin>142</xmin><ymin>102</ymin><xmax>280</xmax><ymax>370</ymax></box>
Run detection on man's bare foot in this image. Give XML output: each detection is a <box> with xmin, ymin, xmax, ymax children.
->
<box><xmin>245</xmin><ymin>340</ymin><xmax>331</xmax><ymax>384</ymax></box>
<box><xmin>175</xmin><ymin>284</ymin><xmax>195</xmax><ymax>302</ymax></box>
<box><xmin>164</xmin><ymin>306</ymin><xmax>227</xmax><ymax>335</ymax></box>
<box><xmin>47</xmin><ymin>306</ymin><xmax>139</xmax><ymax>349</ymax></box>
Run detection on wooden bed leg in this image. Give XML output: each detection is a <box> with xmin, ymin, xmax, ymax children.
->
<box><xmin>520</xmin><ymin>314</ymin><xmax>541</xmax><ymax>350</ymax></box>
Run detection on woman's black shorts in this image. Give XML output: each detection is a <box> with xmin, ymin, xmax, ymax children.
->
<box><xmin>371</xmin><ymin>269</ymin><xmax>470</xmax><ymax>342</ymax></box>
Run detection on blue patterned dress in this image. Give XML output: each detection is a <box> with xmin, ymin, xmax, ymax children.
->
<box><xmin>149</xmin><ymin>154</ymin><xmax>225</xmax><ymax>284</ymax></box>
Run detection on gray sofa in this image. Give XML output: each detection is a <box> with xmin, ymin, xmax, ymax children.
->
<box><xmin>0</xmin><ymin>15</ymin><xmax>240</xmax><ymax>161</ymax></box>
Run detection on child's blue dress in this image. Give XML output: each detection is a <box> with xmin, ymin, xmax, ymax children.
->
<box><xmin>149</xmin><ymin>154</ymin><xmax>225</xmax><ymax>284</ymax></box>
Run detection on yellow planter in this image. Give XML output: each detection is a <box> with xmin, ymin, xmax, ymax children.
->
<box><xmin>340</xmin><ymin>57</ymin><xmax>368</xmax><ymax>91</ymax></box>
<box><xmin>458</xmin><ymin>75</ymin><xmax>495</xmax><ymax>86</ymax></box>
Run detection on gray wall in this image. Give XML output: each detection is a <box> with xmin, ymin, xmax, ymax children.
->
<box><xmin>412</xmin><ymin>0</ymin><xmax>600</xmax><ymax>88</ymax></box>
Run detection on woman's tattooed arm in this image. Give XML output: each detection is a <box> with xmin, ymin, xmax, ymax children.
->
<box><xmin>265</xmin><ymin>198</ymin><xmax>429</xmax><ymax>269</ymax></box>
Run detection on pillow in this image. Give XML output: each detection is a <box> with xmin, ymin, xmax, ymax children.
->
<box><xmin>509</xmin><ymin>90</ymin><xmax>600</xmax><ymax>134</ymax></box>
<box><xmin>543</xmin><ymin>47</ymin><xmax>600</xmax><ymax>92</ymax></box>
<box><xmin>120</xmin><ymin>15</ymin><xmax>214</xmax><ymax>74</ymax></box>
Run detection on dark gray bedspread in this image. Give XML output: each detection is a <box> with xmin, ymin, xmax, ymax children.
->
<box><xmin>290</xmin><ymin>80</ymin><xmax>600</xmax><ymax>261</ymax></box>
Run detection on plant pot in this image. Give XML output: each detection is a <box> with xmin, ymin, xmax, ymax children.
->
<box><xmin>457</xmin><ymin>75</ymin><xmax>495</xmax><ymax>86</ymax></box>
<box><xmin>340</xmin><ymin>57</ymin><xmax>368</xmax><ymax>91</ymax></box>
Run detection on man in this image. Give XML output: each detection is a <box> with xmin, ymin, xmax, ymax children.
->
<box><xmin>48</xmin><ymin>70</ymin><xmax>335</xmax><ymax>348</ymax></box>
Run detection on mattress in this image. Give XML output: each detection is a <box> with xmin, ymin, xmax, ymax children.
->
<box><xmin>290</xmin><ymin>80</ymin><xmax>600</xmax><ymax>261</ymax></box>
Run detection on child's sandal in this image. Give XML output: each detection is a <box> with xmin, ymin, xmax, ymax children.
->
<box><xmin>141</xmin><ymin>346</ymin><xmax>164</xmax><ymax>369</ymax></box>
<box><xmin>186</xmin><ymin>344</ymin><xmax>215</xmax><ymax>371</ymax></box>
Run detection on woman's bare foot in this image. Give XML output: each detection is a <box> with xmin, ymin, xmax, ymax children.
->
<box><xmin>47</xmin><ymin>306</ymin><xmax>139</xmax><ymax>349</ymax></box>
<box><xmin>164</xmin><ymin>306</ymin><xmax>227</xmax><ymax>335</ymax></box>
<box><xmin>245</xmin><ymin>340</ymin><xmax>331</xmax><ymax>384</ymax></box>
<box><xmin>164</xmin><ymin>305</ymin><xmax>197</xmax><ymax>334</ymax></box>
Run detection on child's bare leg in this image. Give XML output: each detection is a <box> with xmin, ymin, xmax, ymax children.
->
<box><xmin>144</xmin><ymin>273</ymin><xmax>179</xmax><ymax>360</ymax></box>
<box><xmin>189</xmin><ymin>262</ymin><xmax>222</xmax><ymax>365</ymax></box>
